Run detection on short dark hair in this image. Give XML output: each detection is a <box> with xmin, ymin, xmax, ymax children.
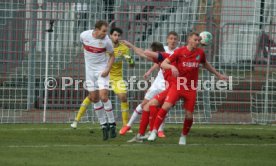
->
<box><xmin>188</xmin><ymin>32</ymin><xmax>199</xmax><ymax>38</ymax></box>
<box><xmin>110</xmin><ymin>27</ymin><xmax>123</xmax><ymax>35</ymax></box>
<box><xmin>167</xmin><ymin>31</ymin><xmax>179</xmax><ymax>38</ymax></box>
<box><xmin>150</xmin><ymin>42</ymin><xmax>165</xmax><ymax>52</ymax></box>
<box><xmin>95</xmin><ymin>20</ymin><xmax>108</xmax><ymax>30</ymax></box>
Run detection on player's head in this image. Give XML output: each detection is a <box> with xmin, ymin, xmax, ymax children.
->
<box><xmin>150</xmin><ymin>42</ymin><xmax>165</xmax><ymax>52</ymax></box>
<box><xmin>94</xmin><ymin>20</ymin><xmax>109</xmax><ymax>39</ymax></box>
<box><xmin>110</xmin><ymin>27</ymin><xmax>123</xmax><ymax>44</ymax></box>
<box><xmin>167</xmin><ymin>31</ymin><xmax>179</xmax><ymax>49</ymax></box>
<box><xmin>187</xmin><ymin>32</ymin><xmax>201</xmax><ymax>49</ymax></box>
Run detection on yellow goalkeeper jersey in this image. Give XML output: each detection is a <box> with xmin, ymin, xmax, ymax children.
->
<box><xmin>110</xmin><ymin>42</ymin><xmax>130</xmax><ymax>79</ymax></box>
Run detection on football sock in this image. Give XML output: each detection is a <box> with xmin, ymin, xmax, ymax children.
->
<box><xmin>182</xmin><ymin>118</ymin><xmax>193</xmax><ymax>136</ymax></box>
<box><xmin>127</xmin><ymin>104</ymin><xmax>143</xmax><ymax>127</ymax></box>
<box><xmin>75</xmin><ymin>97</ymin><xmax>92</xmax><ymax>121</ymax></box>
<box><xmin>153</xmin><ymin>108</ymin><xmax>168</xmax><ymax>131</ymax></box>
<box><xmin>103</xmin><ymin>100</ymin><xmax>115</xmax><ymax>124</ymax></box>
<box><xmin>94</xmin><ymin>101</ymin><xmax>106</xmax><ymax>125</ymax></box>
<box><xmin>121</xmin><ymin>102</ymin><xmax>129</xmax><ymax>126</ymax></box>
<box><xmin>138</xmin><ymin>110</ymin><xmax>150</xmax><ymax>135</ymax></box>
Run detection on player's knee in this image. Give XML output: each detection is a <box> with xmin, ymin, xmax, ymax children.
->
<box><xmin>88</xmin><ymin>95</ymin><xmax>99</xmax><ymax>103</ymax></box>
<box><xmin>161</xmin><ymin>103</ymin><xmax>172</xmax><ymax>111</ymax></box>
<box><xmin>185</xmin><ymin>111</ymin><xmax>193</xmax><ymax>119</ymax></box>
<box><xmin>142</xmin><ymin>104</ymin><xmax>150</xmax><ymax>112</ymax></box>
<box><xmin>144</xmin><ymin>99</ymin><xmax>159</xmax><ymax>111</ymax></box>
<box><xmin>150</xmin><ymin>99</ymin><xmax>159</xmax><ymax>106</ymax></box>
<box><xmin>118</xmin><ymin>94</ymin><xmax>127</xmax><ymax>102</ymax></box>
<box><xmin>141</xmin><ymin>99</ymin><xmax>149</xmax><ymax>107</ymax></box>
<box><xmin>100</xmin><ymin>97</ymin><xmax>109</xmax><ymax>103</ymax></box>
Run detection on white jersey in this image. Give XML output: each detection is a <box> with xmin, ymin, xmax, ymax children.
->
<box><xmin>80</xmin><ymin>30</ymin><xmax>114</xmax><ymax>71</ymax></box>
<box><xmin>156</xmin><ymin>46</ymin><xmax>178</xmax><ymax>80</ymax></box>
<box><xmin>144</xmin><ymin>46</ymin><xmax>178</xmax><ymax>100</ymax></box>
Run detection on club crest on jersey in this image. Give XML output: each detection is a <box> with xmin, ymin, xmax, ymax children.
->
<box><xmin>118</xmin><ymin>50</ymin><xmax>122</xmax><ymax>56</ymax></box>
<box><xmin>196</xmin><ymin>55</ymin><xmax>200</xmax><ymax>61</ymax></box>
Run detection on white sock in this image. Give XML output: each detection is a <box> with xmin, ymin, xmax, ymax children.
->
<box><xmin>94</xmin><ymin>101</ymin><xmax>107</xmax><ymax>125</ymax></box>
<box><xmin>103</xmin><ymin>100</ymin><xmax>115</xmax><ymax>124</ymax></box>
<box><xmin>127</xmin><ymin>104</ymin><xmax>143</xmax><ymax>127</ymax></box>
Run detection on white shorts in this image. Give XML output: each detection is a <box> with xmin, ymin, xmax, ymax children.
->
<box><xmin>85</xmin><ymin>69</ymin><xmax>109</xmax><ymax>92</ymax></box>
<box><xmin>144</xmin><ymin>75</ymin><xmax>166</xmax><ymax>100</ymax></box>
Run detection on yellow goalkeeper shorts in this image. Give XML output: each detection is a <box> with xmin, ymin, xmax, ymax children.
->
<box><xmin>110</xmin><ymin>78</ymin><xmax>127</xmax><ymax>94</ymax></box>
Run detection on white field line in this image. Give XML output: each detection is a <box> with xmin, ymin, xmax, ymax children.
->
<box><xmin>0</xmin><ymin>126</ymin><xmax>275</xmax><ymax>131</ymax></box>
<box><xmin>2</xmin><ymin>143</ymin><xmax>276</xmax><ymax>148</ymax></box>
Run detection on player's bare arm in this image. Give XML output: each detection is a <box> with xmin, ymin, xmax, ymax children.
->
<box><xmin>120</xmin><ymin>40</ymin><xmax>151</xmax><ymax>60</ymax></box>
<box><xmin>161</xmin><ymin>59</ymin><xmax>179</xmax><ymax>77</ymax></box>
<box><xmin>203</xmin><ymin>61</ymin><xmax>228</xmax><ymax>80</ymax></box>
<box><xmin>102</xmin><ymin>52</ymin><xmax>115</xmax><ymax>77</ymax></box>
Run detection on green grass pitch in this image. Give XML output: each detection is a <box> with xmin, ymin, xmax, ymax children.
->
<box><xmin>0</xmin><ymin>124</ymin><xmax>275</xmax><ymax>166</ymax></box>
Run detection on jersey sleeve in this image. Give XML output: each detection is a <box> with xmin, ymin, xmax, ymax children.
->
<box><xmin>201</xmin><ymin>51</ymin><xmax>206</xmax><ymax>64</ymax></box>
<box><xmin>152</xmin><ymin>52</ymin><xmax>169</xmax><ymax>63</ymax></box>
<box><xmin>167</xmin><ymin>49</ymin><xmax>180</xmax><ymax>63</ymax></box>
<box><xmin>106</xmin><ymin>37</ymin><xmax>114</xmax><ymax>53</ymax></box>
<box><xmin>79</xmin><ymin>31</ymin><xmax>85</xmax><ymax>44</ymax></box>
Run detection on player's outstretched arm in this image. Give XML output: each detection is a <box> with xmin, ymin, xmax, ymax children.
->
<box><xmin>102</xmin><ymin>52</ymin><xmax>115</xmax><ymax>77</ymax></box>
<box><xmin>161</xmin><ymin>59</ymin><xmax>179</xmax><ymax>77</ymax></box>
<box><xmin>121</xmin><ymin>40</ymin><xmax>151</xmax><ymax>60</ymax></box>
<box><xmin>203</xmin><ymin>61</ymin><xmax>228</xmax><ymax>80</ymax></box>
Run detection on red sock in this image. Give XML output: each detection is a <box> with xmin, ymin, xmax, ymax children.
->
<box><xmin>138</xmin><ymin>110</ymin><xmax>150</xmax><ymax>135</ymax></box>
<box><xmin>182</xmin><ymin>118</ymin><xmax>193</xmax><ymax>136</ymax></box>
<box><xmin>153</xmin><ymin>108</ymin><xmax>168</xmax><ymax>131</ymax></box>
<box><xmin>149</xmin><ymin>105</ymin><xmax>159</xmax><ymax>131</ymax></box>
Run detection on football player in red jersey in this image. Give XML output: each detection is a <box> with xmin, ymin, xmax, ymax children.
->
<box><xmin>147</xmin><ymin>32</ymin><xmax>228</xmax><ymax>145</ymax></box>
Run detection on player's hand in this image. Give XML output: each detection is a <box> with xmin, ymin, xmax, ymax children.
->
<box><xmin>217</xmin><ymin>74</ymin><xmax>229</xmax><ymax>81</ymax></box>
<box><xmin>171</xmin><ymin>66</ymin><xmax>179</xmax><ymax>77</ymax></box>
<box><xmin>143</xmin><ymin>71</ymin><xmax>151</xmax><ymax>80</ymax></box>
<box><xmin>101</xmin><ymin>69</ymin><xmax>110</xmax><ymax>77</ymax></box>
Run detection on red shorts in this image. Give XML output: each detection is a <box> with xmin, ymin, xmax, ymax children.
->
<box><xmin>161</xmin><ymin>85</ymin><xmax>197</xmax><ymax>112</ymax></box>
<box><xmin>154</xmin><ymin>87</ymin><xmax>170</xmax><ymax>106</ymax></box>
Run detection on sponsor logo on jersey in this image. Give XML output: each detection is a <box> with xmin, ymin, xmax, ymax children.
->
<box><xmin>182</xmin><ymin>62</ymin><xmax>199</xmax><ymax>68</ymax></box>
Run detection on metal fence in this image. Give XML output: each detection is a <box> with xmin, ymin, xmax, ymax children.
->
<box><xmin>0</xmin><ymin>0</ymin><xmax>275</xmax><ymax>124</ymax></box>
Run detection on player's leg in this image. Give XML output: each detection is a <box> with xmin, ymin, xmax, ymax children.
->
<box><xmin>112</xmin><ymin>79</ymin><xmax>131</xmax><ymax>131</ymax></box>
<box><xmin>89</xmin><ymin>90</ymin><xmax>109</xmax><ymax>141</ymax></box>
<box><xmin>148</xmin><ymin>87</ymin><xmax>178</xmax><ymax>141</ymax></box>
<box><xmin>129</xmin><ymin>91</ymin><xmax>164</xmax><ymax>142</ymax></box>
<box><xmin>146</xmin><ymin>77</ymin><xmax>168</xmax><ymax>137</ymax></box>
<box><xmin>70</xmin><ymin>96</ymin><xmax>92</xmax><ymax>129</ymax></box>
<box><xmin>117</xmin><ymin>93</ymin><xmax>129</xmax><ymax>126</ymax></box>
<box><xmin>179</xmin><ymin>90</ymin><xmax>197</xmax><ymax>145</ymax></box>
<box><xmin>121</xmin><ymin>99</ymin><xmax>148</xmax><ymax>135</ymax></box>
<box><xmin>71</xmin><ymin>63</ymin><xmax>94</xmax><ymax>128</ymax></box>
<box><xmin>137</xmin><ymin>99</ymin><xmax>159</xmax><ymax>137</ymax></box>
<box><xmin>122</xmin><ymin>85</ymin><xmax>161</xmax><ymax>136</ymax></box>
<box><xmin>145</xmin><ymin>88</ymin><xmax>169</xmax><ymax>132</ymax></box>
<box><xmin>144</xmin><ymin>98</ymin><xmax>161</xmax><ymax>132</ymax></box>
<box><xmin>147</xmin><ymin>102</ymin><xmax>174</xmax><ymax>141</ymax></box>
<box><xmin>98</xmin><ymin>75</ymin><xmax>117</xmax><ymax>138</ymax></box>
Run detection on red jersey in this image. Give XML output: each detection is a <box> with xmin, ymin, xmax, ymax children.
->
<box><xmin>153</xmin><ymin>52</ymin><xmax>176</xmax><ymax>83</ymax></box>
<box><xmin>167</xmin><ymin>46</ymin><xmax>206</xmax><ymax>88</ymax></box>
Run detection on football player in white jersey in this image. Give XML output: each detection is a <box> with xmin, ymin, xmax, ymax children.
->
<box><xmin>79</xmin><ymin>20</ymin><xmax>116</xmax><ymax>140</ymax></box>
<box><xmin>119</xmin><ymin>31</ymin><xmax>179</xmax><ymax>137</ymax></box>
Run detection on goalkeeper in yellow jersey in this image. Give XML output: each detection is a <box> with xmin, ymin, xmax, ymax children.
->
<box><xmin>71</xmin><ymin>27</ymin><xmax>134</xmax><ymax>131</ymax></box>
